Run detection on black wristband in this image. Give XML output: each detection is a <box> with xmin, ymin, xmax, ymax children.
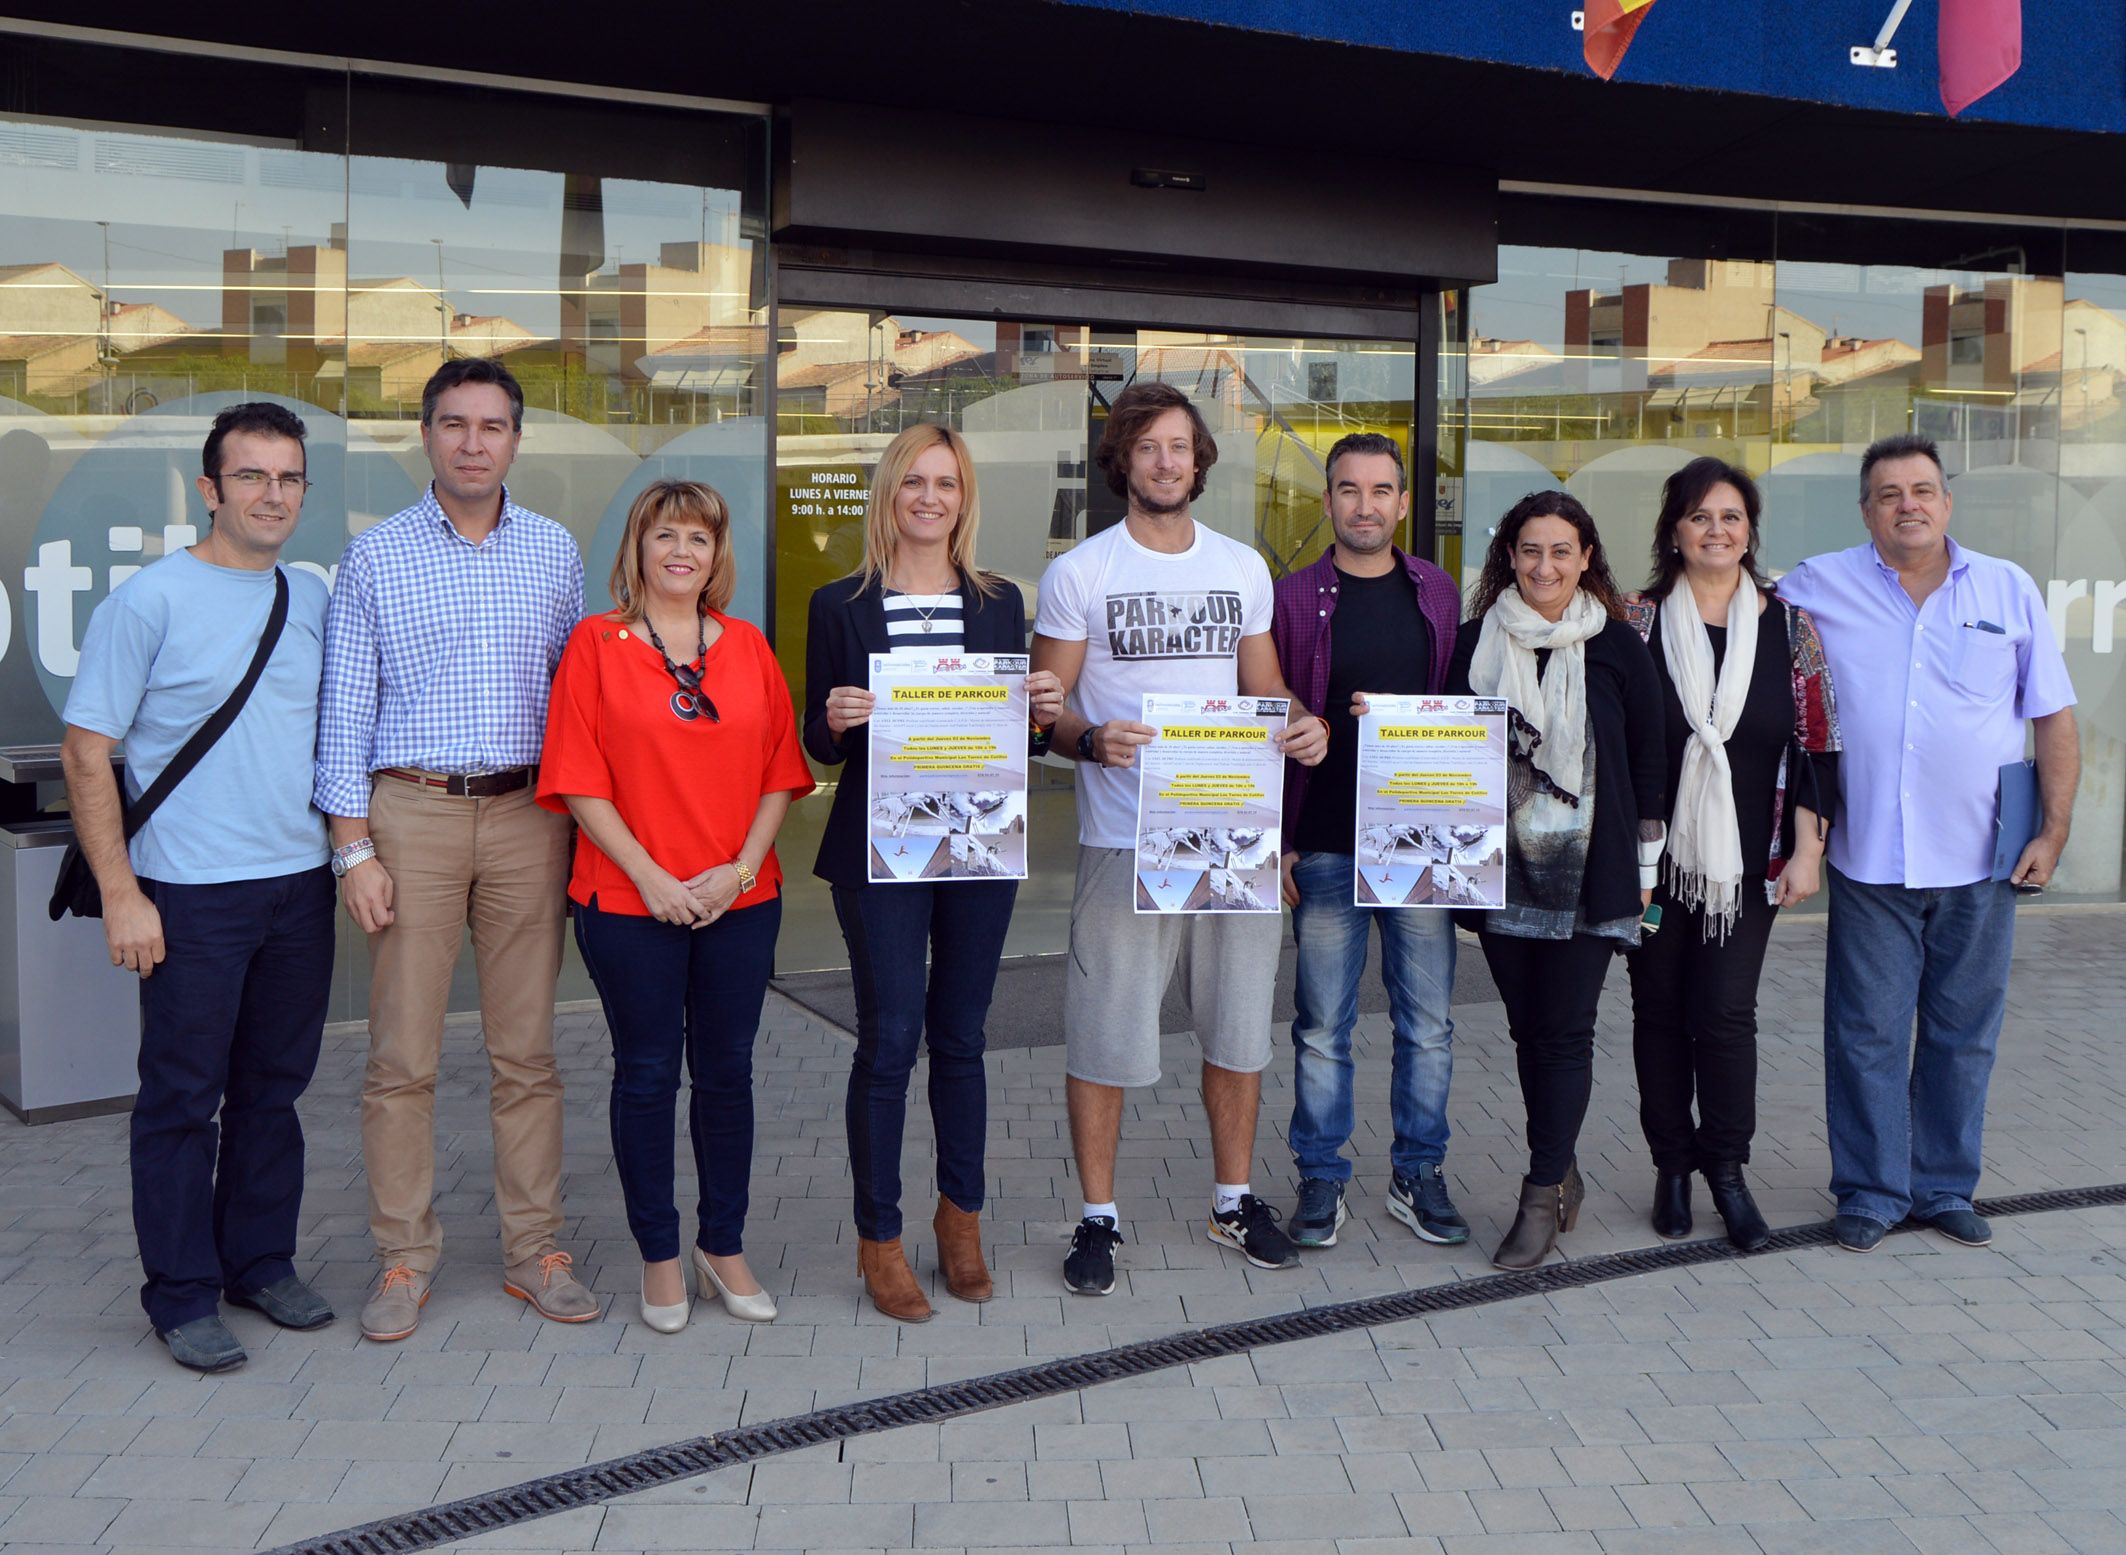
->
<box><xmin>1076</xmin><ymin>725</ymin><xmax>1099</xmax><ymax>764</ymax></box>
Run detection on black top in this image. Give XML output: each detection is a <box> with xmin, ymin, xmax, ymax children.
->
<box><xmin>1293</xmin><ymin>565</ymin><xmax>1432</xmax><ymax>853</ymax></box>
<box><xmin>803</xmin><ymin>572</ymin><xmax>1030</xmax><ymax>889</ymax></box>
<box><xmin>1645</xmin><ymin>601</ymin><xmax>1792</xmax><ymax>878</ymax></box>
<box><xmin>1445</xmin><ymin>613</ymin><xmax>1667</xmax><ymax>927</ymax></box>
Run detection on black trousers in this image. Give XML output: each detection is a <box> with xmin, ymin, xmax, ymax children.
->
<box><xmin>133</xmin><ymin>868</ymin><xmax>335</xmax><ymax>1333</ymax></box>
<box><xmin>1626</xmin><ymin>877</ymin><xmax>1778</xmax><ymax>1172</ymax></box>
<box><xmin>1478</xmin><ymin>929</ymin><xmax>1615</xmax><ymax>1187</ymax></box>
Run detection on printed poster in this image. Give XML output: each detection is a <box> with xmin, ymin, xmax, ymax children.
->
<box><xmin>866</xmin><ymin>652</ymin><xmax>1029</xmax><ymax>882</ymax></box>
<box><xmin>1354</xmin><ymin>694</ymin><xmax>1509</xmax><ymax>908</ymax></box>
<box><xmin>1133</xmin><ymin>693</ymin><xmax>1286</xmax><ymax>914</ymax></box>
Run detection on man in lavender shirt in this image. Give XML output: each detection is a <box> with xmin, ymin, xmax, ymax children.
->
<box><xmin>1779</xmin><ymin>432</ymin><xmax>2078</xmax><ymax>1254</ymax></box>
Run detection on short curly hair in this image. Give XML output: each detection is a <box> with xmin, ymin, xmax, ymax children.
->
<box><xmin>1094</xmin><ymin>381</ymin><xmax>1218</xmax><ymax>502</ymax></box>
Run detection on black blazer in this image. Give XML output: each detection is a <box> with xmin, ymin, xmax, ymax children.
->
<box><xmin>803</xmin><ymin>572</ymin><xmax>1031</xmax><ymax>888</ymax></box>
<box><xmin>1445</xmin><ymin>614</ymin><xmax>1667</xmax><ymax>928</ymax></box>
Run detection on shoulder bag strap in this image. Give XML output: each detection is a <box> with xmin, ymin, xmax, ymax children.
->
<box><xmin>120</xmin><ymin>567</ymin><xmax>291</xmax><ymax>841</ymax></box>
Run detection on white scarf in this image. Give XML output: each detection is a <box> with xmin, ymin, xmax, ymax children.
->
<box><xmin>1659</xmin><ymin>582</ymin><xmax>1758</xmax><ymax>940</ymax></box>
<box><xmin>1470</xmin><ymin>587</ymin><xmax>1607</xmax><ymax>803</ymax></box>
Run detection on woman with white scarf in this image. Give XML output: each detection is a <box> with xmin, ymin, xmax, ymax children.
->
<box><xmin>1444</xmin><ymin>492</ymin><xmax>1668</xmax><ymax>1270</ymax></box>
<box><xmin>1623</xmin><ymin>458</ymin><xmax>1841</xmax><ymax>1252</ymax></box>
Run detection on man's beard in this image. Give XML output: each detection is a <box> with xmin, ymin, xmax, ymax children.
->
<box><xmin>1129</xmin><ymin>476</ymin><xmax>1191</xmax><ymax>517</ymax></box>
<box><xmin>1338</xmin><ymin>521</ymin><xmax>1393</xmax><ymax>556</ymax></box>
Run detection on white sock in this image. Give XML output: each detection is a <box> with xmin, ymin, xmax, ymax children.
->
<box><xmin>1081</xmin><ymin>1201</ymin><xmax>1118</xmax><ymax>1225</ymax></box>
<box><xmin>1213</xmin><ymin>1183</ymin><xmax>1249</xmax><ymax>1216</ymax></box>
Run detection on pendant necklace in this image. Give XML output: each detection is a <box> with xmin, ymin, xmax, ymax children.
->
<box><xmin>644</xmin><ymin>612</ymin><xmax>719</xmax><ymax>723</ymax></box>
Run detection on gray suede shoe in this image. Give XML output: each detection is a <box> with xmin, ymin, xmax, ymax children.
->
<box><xmin>227</xmin><ymin>1275</ymin><xmax>335</xmax><ymax>1331</ymax></box>
<box><xmin>160</xmin><ymin>1314</ymin><xmax>247</xmax><ymax>1373</ymax></box>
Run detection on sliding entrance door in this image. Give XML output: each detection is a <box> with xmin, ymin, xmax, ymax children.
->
<box><xmin>771</xmin><ymin>316</ymin><xmax>1419</xmax><ymax>971</ymax></box>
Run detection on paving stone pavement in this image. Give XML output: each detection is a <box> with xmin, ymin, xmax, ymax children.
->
<box><xmin>1</xmin><ymin>908</ymin><xmax>2122</xmax><ymax>1554</ymax></box>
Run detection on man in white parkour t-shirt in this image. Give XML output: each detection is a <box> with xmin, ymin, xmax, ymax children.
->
<box><xmin>1032</xmin><ymin>381</ymin><xmax>1327</xmax><ymax>1295</ymax></box>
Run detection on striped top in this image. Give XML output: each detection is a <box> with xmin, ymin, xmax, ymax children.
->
<box><xmin>881</xmin><ymin>591</ymin><xmax>964</xmax><ymax>651</ymax></box>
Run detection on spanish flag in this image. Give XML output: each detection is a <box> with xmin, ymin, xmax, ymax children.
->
<box><xmin>1583</xmin><ymin>0</ymin><xmax>1658</xmax><ymax>80</ymax></box>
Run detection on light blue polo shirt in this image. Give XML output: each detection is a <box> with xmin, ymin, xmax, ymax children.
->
<box><xmin>64</xmin><ymin>550</ymin><xmax>331</xmax><ymax>885</ymax></box>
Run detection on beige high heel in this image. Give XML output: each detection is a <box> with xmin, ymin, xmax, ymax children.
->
<box><xmin>639</xmin><ymin>1265</ymin><xmax>690</xmax><ymax>1334</ymax></box>
<box><xmin>692</xmin><ymin>1247</ymin><xmax>776</xmax><ymax>1322</ymax></box>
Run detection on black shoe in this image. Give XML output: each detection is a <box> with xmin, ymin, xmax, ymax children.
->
<box><xmin>1289</xmin><ymin>1178</ymin><xmax>1347</xmax><ymax>1248</ymax></box>
<box><xmin>1914</xmin><ymin>1207</ymin><xmax>1992</xmax><ymax>1247</ymax></box>
<box><xmin>1207</xmin><ymin>1194</ymin><xmax>1300</xmax><ymax>1270</ymax></box>
<box><xmin>159</xmin><ymin>1314</ymin><xmax>247</xmax><ymax>1373</ymax></box>
<box><xmin>227</xmin><ymin>1275</ymin><xmax>335</xmax><ymax>1331</ymax></box>
<box><xmin>1833</xmin><ymin>1213</ymin><xmax>1887</xmax><ymax>1253</ymax></box>
<box><xmin>1702</xmin><ymin>1162</ymin><xmax>1770</xmax><ymax>1252</ymax></box>
<box><xmin>1064</xmin><ymin>1216</ymin><xmax>1124</xmax><ymax>1296</ymax></box>
<box><xmin>1388</xmin><ymin>1163</ymin><xmax>1471</xmax><ymax>1246</ymax></box>
<box><xmin>1651</xmin><ymin>1170</ymin><xmax>1693</xmax><ymax>1240</ymax></box>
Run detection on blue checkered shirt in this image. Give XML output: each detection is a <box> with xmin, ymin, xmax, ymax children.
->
<box><xmin>315</xmin><ymin>485</ymin><xmax>585</xmax><ymax>819</ymax></box>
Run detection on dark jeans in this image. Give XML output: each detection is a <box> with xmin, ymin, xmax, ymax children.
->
<box><xmin>1823</xmin><ymin>865</ymin><xmax>2015</xmax><ymax>1226</ymax></box>
<box><xmin>133</xmin><ymin>867</ymin><xmax>334</xmax><ymax>1333</ymax></box>
<box><xmin>1478</xmin><ymin>929</ymin><xmax>1615</xmax><ymax>1186</ymax></box>
<box><xmin>832</xmin><ymin>879</ymin><xmax>1014</xmax><ymax>1240</ymax></box>
<box><xmin>1627</xmin><ymin>878</ymin><xmax>1778</xmax><ymax>1172</ymax></box>
<box><xmin>573</xmin><ymin>894</ymin><xmax>781</xmax><ymax>1260</ymax></box>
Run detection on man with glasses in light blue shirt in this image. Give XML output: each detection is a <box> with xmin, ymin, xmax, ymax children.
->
<box><xmin>63</xmin><ymin>401</ymin><xmax>336</xmax><ymax>1372</ymax></box>
<box><xmin>317</xmin><ymin>357</ymin><xmax>590</xmax><ymax>1341</ymax></box>
<box><xmin>1779</xmin><ymin>432</ymin><xmax>2078</xmax><ymax>1254</ymax></box>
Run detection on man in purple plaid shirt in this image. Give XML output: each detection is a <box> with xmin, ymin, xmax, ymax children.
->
<box><xmin>1270</xmin><ymin>433</ymin><xmax>1466</xmax><ymax>1250</ymax></box>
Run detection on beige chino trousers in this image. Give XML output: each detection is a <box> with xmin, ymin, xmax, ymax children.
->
<box><xmin>361</xmin><ymin>775</ymin><xmax>572</xmax><ymax>1271</ymax></box>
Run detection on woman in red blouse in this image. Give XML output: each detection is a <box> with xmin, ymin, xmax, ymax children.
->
<box><xmin>539</xmin><ymin>480</ymin><xmax>814</xmax><ymax>1332</ymax></box>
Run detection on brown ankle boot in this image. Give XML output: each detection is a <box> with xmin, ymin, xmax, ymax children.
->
<box><xmin>1492</xmin><ymin>1173</ymin><xmax>1574</xmax><ymax>1270</ymax></box>
<box><xmin>933</xmin><ymin>1198</ymin><xmax>994</xmax><ymax>1303</ymax></box>
<box><xmin>857</xmin><ymin>1237</ymin><xmax>932</xmax><ymax>1322</ymax></box>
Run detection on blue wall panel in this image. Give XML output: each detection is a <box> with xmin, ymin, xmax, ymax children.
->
<box><xmin>1057</xmin><ymin>1</ymin><xmax>2126</xmax><ymax>135</ymax></box>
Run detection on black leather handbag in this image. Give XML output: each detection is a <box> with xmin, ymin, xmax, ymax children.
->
<box><xmin>49</xmin><ymin>568</ymin><xmax>290</xmax><ymax>921</ymax></box>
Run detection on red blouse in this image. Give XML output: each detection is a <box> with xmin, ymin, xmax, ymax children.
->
<box><xmin>538</xmin><ymin>613</ymin><xmax>815</xmax><ymax>915</ymax></box>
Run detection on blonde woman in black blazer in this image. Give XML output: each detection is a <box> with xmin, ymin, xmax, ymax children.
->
<box><xmin>803</xmin><ymin>423</ymin><xmax>1062</xmax><ymax>1323</ymax></box>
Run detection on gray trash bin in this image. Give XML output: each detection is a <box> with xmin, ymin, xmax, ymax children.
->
<box><xmin>0</xmin><ymin>750</ymin><xmax>140</xmax><ymax>1124</ymax></box>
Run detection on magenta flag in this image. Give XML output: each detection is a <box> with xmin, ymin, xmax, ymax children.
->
<box><xmin>1939</xmin><ymin>0</ymin><xmax>2022</xmax><ymax>116</ymax></box>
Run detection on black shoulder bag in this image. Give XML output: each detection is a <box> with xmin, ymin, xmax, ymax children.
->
<box><xmin>49</xmin><ymin>568</ymin><xmax>291</xmax><ymax>921</ymax></box>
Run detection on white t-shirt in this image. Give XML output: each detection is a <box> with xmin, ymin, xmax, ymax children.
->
<box><xmin>1034</xmin><ymin>519</ymin><xmax>1274</xmax><ymax>848</ymax></box>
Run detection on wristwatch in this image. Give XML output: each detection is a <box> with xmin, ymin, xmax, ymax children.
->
<box><xmin>731</xmin><ymin>858</ymin><xmax>757</xmax><ymax>893</ymax></box>
<box><xmin>1076</xmin><ymin>725</ymin><xmax>1100</xmax><ymax>765</ymax></box>
<box><xmin>330</xmin><ymin>837</ymin><xmax>376</xmax><ymax>877</ymax></box>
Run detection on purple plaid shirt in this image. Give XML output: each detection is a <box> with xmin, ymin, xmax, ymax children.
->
<box><xmin>1271</xmin><ymin>545</ymin><xmax>1463</xmax><ymax>826</ymax></box>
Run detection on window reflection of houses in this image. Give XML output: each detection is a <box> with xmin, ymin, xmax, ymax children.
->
<box><xmin>0</xmin><ymin>262</ymin><xmax>196</xmax><ymax>400</ymax></box>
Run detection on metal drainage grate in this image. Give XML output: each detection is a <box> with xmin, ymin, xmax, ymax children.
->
<box><xmin>266</xmin><ymin>1181</ymin><xmax>2126</xmax><ymax>1555</ymax></box>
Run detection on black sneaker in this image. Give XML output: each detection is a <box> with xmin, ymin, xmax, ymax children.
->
<box><xmin>1388</xmin><ymin>1163</ymin><xmax>1472</xmax><ymax>1246</ymax></box>
<box><xmin>1290</xmin><ymin>1178</ymin><xmax>1347</xmax><ymax>1248</ymax></box>
<box><xmin>1207</xmin><ymin>1194</ymin><xmax>1300</xmax><ymax>1270</ymax></box>
<box><xmin>1064</xmin><ymin>1216</ymin><xmax>1124</xmax><ymax>1296</ymax></box>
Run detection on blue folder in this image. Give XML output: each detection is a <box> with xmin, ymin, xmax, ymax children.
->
<box><xmin>1992</xmin><ymin>759</ymin><xmax>2039</xmax><ymax>882</ymax></box>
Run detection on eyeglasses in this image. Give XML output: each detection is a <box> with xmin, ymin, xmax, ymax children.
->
<box><xmin>222</xmin><ymin>470</ymin><xmax>313</xmax><ymax>494</ymax></box>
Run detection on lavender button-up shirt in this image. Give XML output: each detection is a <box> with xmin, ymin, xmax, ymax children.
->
<box><xmin>1777</xmin><ymin>539</ymin><xmax>2074</xmax><ymax>889</ymax></box>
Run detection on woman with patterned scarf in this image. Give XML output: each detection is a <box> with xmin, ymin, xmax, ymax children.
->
<box><xmin>1623</xmin><ymin>458</ymin><xmax>1841</xmax><ymax>1252</ymax></box>
<box><xmin>1445</xmin><ymin>491</ymin><xmax>1668</xmax><ymax>1269</ymax></box>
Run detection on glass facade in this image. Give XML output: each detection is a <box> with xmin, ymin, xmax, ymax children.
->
<box><xmin>1</xmin><ymin>35</ymin><xmax>2118</xmax><ymax>1013</ymax></box>
<box><xmin>0</xmin><ymin>42</ymin><xmax>769</xmax><ymax>1016</ymax></box>
<box><xmin>1446</xmin><ymin>215</ymin><xmax>2126</xmax><ymax>897</ymax></box>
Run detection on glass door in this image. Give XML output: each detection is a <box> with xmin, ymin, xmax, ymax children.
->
<box><xmin>771</xmin><ymin>315</ymin><xmax>1419</xmax><ymax>970</ymax></box>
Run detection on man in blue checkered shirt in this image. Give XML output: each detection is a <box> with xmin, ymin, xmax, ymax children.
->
<box><xmin>315</xmin><ymin>357</ymin><xmax>592</xmax><ymax>1342</ymax></box>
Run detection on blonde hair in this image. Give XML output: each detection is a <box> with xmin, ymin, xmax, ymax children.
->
<box><xmin>852</xmin><ymin>423</ymin><xmax>998</xmax><ymax>598</ymax></box>
<box><xmin>606</xmin><ymin>479</ymin><xmax>736</xmax><ymax>622</ymax></box>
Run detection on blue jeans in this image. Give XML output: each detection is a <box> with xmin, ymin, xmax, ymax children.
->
<box><xmin>1823</xmin><ymin>865</ymin><xmax>2016</xmax><ymax>1226</ymax></box>
<box><xmin>1288</xmin><ymin>851</ymin><xmax>1456</xmax><ymax>1182</ymax></box>
<box><xmin>573</xmin><ymin>894</ymin><xmax>781</xmax><ymax>1260</ymax></box>
<box><xmin>832</xmin><ymin>879</ymin><xmax>1014</xmax><ymax>1240</ymax></box>
<box><xmin>134</xmin><ymin>867</ymin><xmax>335</xmax><ymax>1333</ymax></box>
